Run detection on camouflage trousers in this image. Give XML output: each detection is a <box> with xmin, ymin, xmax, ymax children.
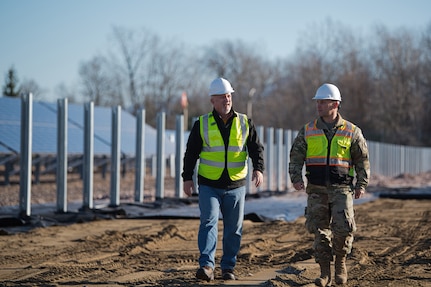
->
<box><xmin>304</xmin><ymin>184</ymin><xmax>356</xmax><ymax>263</ymax></box>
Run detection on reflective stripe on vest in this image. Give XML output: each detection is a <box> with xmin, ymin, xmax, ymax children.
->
<box><xmin>198</xmin><ymin>112</ymin><xmax>249</xmax><ymax>181</ymax></box>
<box><xmin>305</xmin><ymin>119</ymin><xmax>355</xmax><ymax>173</ymax></box>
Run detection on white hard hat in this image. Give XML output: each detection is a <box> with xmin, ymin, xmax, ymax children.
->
<box><xmin>313</xmin><ymin>83</ymin><xmax>342</xmax><ymax>101</ymax></box>
<box><xmin>209</xmin><ymin>77</ymin><xmax>235</xmax><ymax>96</ymax></box>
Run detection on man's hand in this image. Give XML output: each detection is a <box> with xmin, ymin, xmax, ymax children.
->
<box><xmin>293</xmin><ymin>181</ymin><xmax>305</xmax><ymax>191</ymax></box>
<box><xmin>252</xmin><ymin>170</ymin><xmax>263</xmax><ymax>187</ymax></box>
<box><xmin>183</xmin><ymin>180</ymin><xmax>195</xmax><ymax>197</ymax></box>
<box><xmin>354</xmin><ymin>188</ymin><xmax>365</xmax><ymax>199</ymax></box>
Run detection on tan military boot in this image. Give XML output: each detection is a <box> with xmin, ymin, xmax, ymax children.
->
<box><xmin>335</xmin><ymin>256</ymin><xmax>347</xmax><ymax>284</ymax></box>
<box><xmin>315</xmin><ymin>260</ymin><xmax>332</xmax><ymax>287</ymax></box>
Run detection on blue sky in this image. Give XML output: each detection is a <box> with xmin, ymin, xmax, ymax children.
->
<box><xmin>1</xmin><ymin>0</ymin><xmax>430</xmax><ymax>101</ymax></box>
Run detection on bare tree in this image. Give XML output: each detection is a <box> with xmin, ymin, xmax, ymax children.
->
<box><xmin>69</xmin><ymin>21</ymin><xmax>431</xmax><ymax>146</ymax></box>
<box><xmin>79</xmin><ymin>56</ymin><xmax>116</xmax><ymax>106</ymax></box>
<box><xmin>142</xmin><ymin>41</ymin><xmax>199</xmax><ymax>128</ymax></box>
<box><xmin>420</xmin><ymin>22</ymin><xmax>431</xmax><ymax>145</ymax></box>
<box><xmin>55</xmin><ymin>83</ymin><xmax>78</xmax><ymax>103</ymax></box>
<box><xmin>369</xmin><ymin>25</ymin><xmax>424</xmax><ymax>145</ymax></box>
<box><xmin>108</xmin><ymin>26</ymin><xmax>158</xmax><ymax>112</ymax></box>
<box><xmin>201</xmin><ymin>39</ymin><xmax>274</xmax><ymax>123</ymax></box>
<box><xmin>20</xmin><ymin>79</ymin><xmax>47</xmax><ymax>101</ymax></box>
<box><xmin>276</xmin><ymin>19</ymin><xmax>371</xmax><ymax>130</ymax></box>
<box><xmin>280</xmin><ymin>53</ymin><xmax>326</xmax><ymax>128</ymax></box>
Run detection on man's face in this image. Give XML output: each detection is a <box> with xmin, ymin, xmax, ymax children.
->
<box><xmin>211</xmin><ymin>93</ymin><xmax>232</xmax><ymax>115</ymax></box>
<box><xmin>316</xmin><ymin>99</ymin><xmax>338</xmax><ymax>117</ymax></box>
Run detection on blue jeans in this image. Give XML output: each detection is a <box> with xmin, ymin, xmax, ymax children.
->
<box><xmin>197</xmin><ymin>184</ymin><xmax>246</xmax><ymax>270</ymax></box>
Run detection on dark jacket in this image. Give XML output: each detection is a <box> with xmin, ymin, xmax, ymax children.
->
<box><xmin>182</xmin><ymin>108</ymin><xmax>265</xmax><ymax>190</ymax></box>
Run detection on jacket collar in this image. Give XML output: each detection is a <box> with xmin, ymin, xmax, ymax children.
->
<box><xmin>315</xmin><ymin>113</ymin><xmax>344</xmax><ymax>129</ymax></box>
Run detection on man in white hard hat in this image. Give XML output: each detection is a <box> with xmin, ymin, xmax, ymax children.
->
<box><xmin>182</xmin><ymin>77</ymin><xmax>265</xmax><ymax>281</ymax></box>
<box><xmin>289</xmin><ymin>83</ymin><xmax>370</xmax><ymax>286</ymax></box>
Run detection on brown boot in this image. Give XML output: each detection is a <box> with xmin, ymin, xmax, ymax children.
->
<box><xmin>335</xmin><ymin>256</ymin><xmax>347</xmax><ymax>285</ymax></box>
<box><xmin>315</xmin><ymin>260</ymin><xmax>332</xmax><ymax>287</ymax></box>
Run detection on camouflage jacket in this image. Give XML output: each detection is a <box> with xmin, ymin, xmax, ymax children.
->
<box><xmin>289</xmin><ymin>113</ymin><xmax>370</xmax><ymax>190</ymax></box>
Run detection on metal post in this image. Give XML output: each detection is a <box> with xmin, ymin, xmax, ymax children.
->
<box><xmin>19</xmin><ymin>93</ymin><xmax>33</xmax><ymax>217</ymax></box>
<box><xmin>276</xmin><ymin>128</ymin><xmax>283</xmax><ymax>192</ymax></box>
<box><xmin>57</xmin><ymin>98</ymin><xmax>68</xmax><ymax>212</ymax></box>
<box><xmin>169</xmin><ymin>154</ymin><xmax>175</xmax><ymax>178</ymax></box>
<box><xmin>151</xmin><ymin>155</ymin><xmax>157</xmax><ymax>178</ymax></box>
<box><xmin>134</xmin><ymin>109</ymin><xmax>145</xmax><ymax>202</ymax></box>
<box><xmin>83</xmin><ymin>102</ymin><xmax>94</xmax><ymax>210</ymax></box>
<box><xmin>192</xmin><ymin>117</ymin><xmax>199</xmax><ymax>193</ymax></box>
<box><xmin>110</xmin><ymin>106</ymin><xmax>121</xmax><ymax>207</ymax></box>
<box><xmin>284</xmin><ymin>129</ymin><xmax>292</xmax><ymax>191</ymax></box>
<box><xmin>156</xmin><ymin>112</ymin><xmax>166</xmax><ymax>199</ymax></box>
<box><xmin>175</xmin><ymin>114</ymin><xmax>184</xmax><ymax>198</ymax></box>
<box><xmin>266</xmin><ymin>127</ymin><xmax>274</xmax><ymax>192</ymax></box>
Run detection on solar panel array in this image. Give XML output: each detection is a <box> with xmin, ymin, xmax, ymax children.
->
<box><xmin>0</xmin><ymin>97</ymin><xmax>176</xmax><ymax>157</ymax></box>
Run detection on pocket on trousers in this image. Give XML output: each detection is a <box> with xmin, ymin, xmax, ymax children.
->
<box><xmin>333</xmin><ymin>208</ymin><xmax>356</xmax><ymax>234</ymax></box>
<box><xmin>342</xmin><ymin>209</ymin><xmax>356</xmax><ymax>233</ymax></box>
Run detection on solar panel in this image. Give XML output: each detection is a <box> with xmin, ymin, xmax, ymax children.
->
<box><xmin>0</xmin><ymin>97</ymin><xmax>176</xmax><ymax>157</ymax></box>
<box><xmin>0</xmin><ymin>97</ymin><xmax>21</xmax><ymax>153</ymax></box>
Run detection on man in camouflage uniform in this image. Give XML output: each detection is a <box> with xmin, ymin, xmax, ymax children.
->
<box><xmin>289</xmin><ymin>83</ymin><xmax>370</xmax><ymax>286</ymax></box>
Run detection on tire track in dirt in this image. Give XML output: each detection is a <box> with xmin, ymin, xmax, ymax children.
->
<box><xmin>1</xmin><ymin>198</ymin><xmax>431</xmax><ymax>286</ymax></box>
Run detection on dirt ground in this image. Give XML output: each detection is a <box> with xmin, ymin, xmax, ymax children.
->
<box><xmin>0</xmin><ymin>172</ymin><xmax>431</xmax><ymax>286</ymax></box>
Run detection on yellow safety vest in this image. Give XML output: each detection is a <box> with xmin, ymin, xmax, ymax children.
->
<box><xmin>198</xmin><ymin>112</ymin><xmax>249</xmax><ymax>181</ymax></box>
<box><xmin>304</xmin><ymin>119</ymin><xmax>355</xmax><ymax>185</ymax></box>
